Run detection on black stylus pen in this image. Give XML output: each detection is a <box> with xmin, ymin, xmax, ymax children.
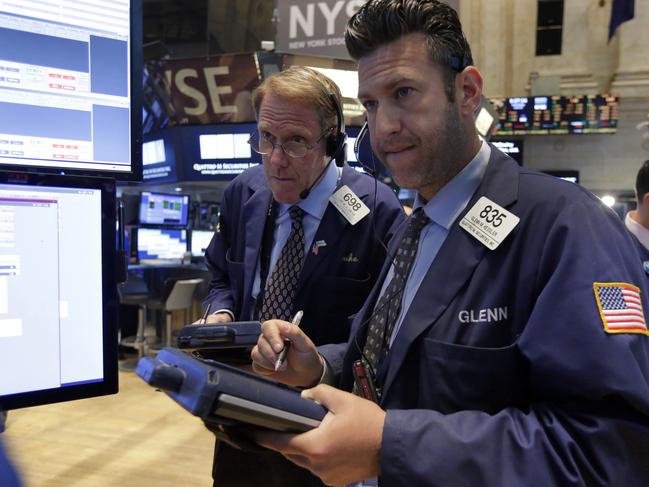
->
<box><xmin>200</xmin><ymin>303</ymin><xmax>212</xmax><ymax>324</ymax></box>
<box><xmin>274</xmin><ymin>310</ymin><xmax>303</xmax><ymax>371</ymax></box>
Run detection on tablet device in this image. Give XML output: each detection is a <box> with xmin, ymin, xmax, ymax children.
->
<box><xmin>177</xmin><ymin>321</ymin><xmax>261</xmax><ymax>350</ymax></box>
<box><xmin>136</xmin><ymin>347</ymin><xmax>326</xmax><ymax>433</ymax></box>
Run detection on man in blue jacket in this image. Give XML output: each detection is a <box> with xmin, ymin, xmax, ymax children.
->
<box><xmin>249</xmin><ymin>1</ymin><xmax>649</xmax><ymax>486</ymax></box>
<box><xmin>202</xmin><ymin>66</ymin><xmax>405</xmax><ymax>485</ymax></box>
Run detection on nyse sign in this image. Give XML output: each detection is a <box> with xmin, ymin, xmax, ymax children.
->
<box><xmin>152</xmin><ymin>54</ymin><xmax>261</xmax><ymax>125</ymax></box>
<box><xmin>276</xmin><ymin>0</ymin><xmax>459</xmax><ymax>58</ymax></box>
<box><xmin>276</xmin><ymin>0</ymin><xmax>364</xmax><ymax>58</ymax></box>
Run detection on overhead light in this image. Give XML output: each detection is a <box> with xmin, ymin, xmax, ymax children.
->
<box><xmin>601</xmin><ymin>195</ymin><xmax>616</xmax><ymax>207</ymax></box>
<box><xmin>174</xmin><ymin>187</ymin><xmax>182</xmax><ymax>192</ymax></box>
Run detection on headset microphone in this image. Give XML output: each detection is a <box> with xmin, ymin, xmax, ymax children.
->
<box><xmin>299</xmin><ymin>159</ymin><xmax>333</xmax><ymax>200</ymax></box>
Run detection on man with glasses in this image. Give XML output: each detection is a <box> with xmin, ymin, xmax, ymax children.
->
<box><xmin>201</xmin><ymin>66</ymin><xmax>405</xmax><ymax>486</ymax></box>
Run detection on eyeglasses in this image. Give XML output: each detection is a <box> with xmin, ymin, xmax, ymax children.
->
<box><xmin>248</xmin><ymin>130</ymin><xmax>331</xmax><ymax>159</ymax></box>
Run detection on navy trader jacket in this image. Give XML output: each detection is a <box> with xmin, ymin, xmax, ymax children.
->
<box><xmin>204</xmin><ymin>162</ymin><xmax>405</xmax><ymax>347</ymax></box>
<box><xmin>320</xmin><ymin>147</ymin><xmax>649</xmax><ymax>486</ymax></box>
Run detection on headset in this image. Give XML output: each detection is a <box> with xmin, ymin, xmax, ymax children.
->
<box><xmin>325</xmin><ymin>92</ymin><xmax>347</xmax><ymax>167</ymax></box>
<box><xmin>299</xmin><ymin>91</ymin><xmax>347</xmax><ymax>199</ymax></box>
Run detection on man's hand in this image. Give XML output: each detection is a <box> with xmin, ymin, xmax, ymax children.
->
<box><xmin>254</xmin><ymin>385</ymin><xmax>385</xmax><ymax>487</ymax></box>
<box><xmin>193</xmin><ymin>312</ymin><xmax>233</xmax><ymax>324</ymax></box>
<box><xmin>251</xmin><ymin>319</ymin><xmax>323</xmax><ymax>388</ymax></box>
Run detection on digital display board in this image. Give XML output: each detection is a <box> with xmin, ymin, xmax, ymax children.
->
<box><xmin>491</xmin><ymin>95</ymin><xmax>618</xmax><ymax>135</ymax></box>
<box><xmin>0</xmin><ymin>0</ymin><xmax>142</xmax><ymax>180</ymax></box>
<box><xmin>178</xmin><ymin>123</ymin><xmax>261</xmax><ymax>181</ymax></box>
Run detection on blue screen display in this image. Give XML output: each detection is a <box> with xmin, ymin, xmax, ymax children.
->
<box><xmin>139</xmin><ymin>192</ymin><xmax>189</xmax><ymax>226</ymax></box>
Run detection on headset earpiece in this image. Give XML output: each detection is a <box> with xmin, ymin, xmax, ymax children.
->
<box><xmin>325</xmin><ymin>93</ymin><xmax>347</xmax><ymax>166</ymax></box>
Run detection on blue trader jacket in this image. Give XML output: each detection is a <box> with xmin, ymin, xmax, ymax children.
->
<box><xmin>204</xmin><ymin>163</ymin><xmax>405</xmax><ymax>346</ymax></box>
<box><xmin>321</xmin><ymin>147</ymin><xmax>649</xmax><ymax>486</ymax></box>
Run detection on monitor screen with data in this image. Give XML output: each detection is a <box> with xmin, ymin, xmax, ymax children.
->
<box><xmin>0</xmin><ymin>174</ymin><xmax>118</xmax><ymax>410</ymax></box>
<box><xmin>0</xmin><ymin>0</ymin><xmax>142</xmax><ymax>179</ymax></box>
<box><xmin>136</xmin><ymin>227</ymin><xmax>187</xmax><ymax>262</ymax></box>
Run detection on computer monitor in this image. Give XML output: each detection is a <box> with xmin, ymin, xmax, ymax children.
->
<box><xmin>0</xmin><ymin>0</ymin><xmax>143</xmax><ymax>180</ymax></box>
<box><xmin>136</xmin><ymin>227</ymin><xmax>187</xmax><ymax>262</ymax></box>
<box><xmin>0</xmin><ymin>174</ymin><xmax>118</xmax><ymax>410</ymax></box>
<box><xmin>190</xmin><ymin>229</ymin><xmax>213</xmax><ymax>257</ymax></box>
<box><xmin>139</xmin><ymin>191</ymin><xmax>189</xmax><ymax>226</ymax></box>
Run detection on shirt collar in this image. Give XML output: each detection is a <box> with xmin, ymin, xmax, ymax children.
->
<box><xmin>625</xmin><ymin>211</ymin><xmax>649</xmax><ymax>250</ymax></box>
<box><xmin>278</xmin><ymin>161</ymin><xmax>339</xmax><ymax>220</ymax></box>
<box><xmin>414</xmin><ymin>140</ymin><xmax>491</xmax><ymax>229</ymax></box>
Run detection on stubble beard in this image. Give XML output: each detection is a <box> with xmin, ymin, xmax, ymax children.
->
<box><xmin>399</xmin><ymin>103</ymin><xmax>469</xmax><ymax>200</ymax></box>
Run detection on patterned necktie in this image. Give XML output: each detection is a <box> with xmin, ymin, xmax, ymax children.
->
<box><xmin>357</xmin><ymin>208</ymin><xmax>430</xmax><ymax>396</ymax></box>
<box><xmin>260</xmin><ymin>206</ymin><xmax>306</xmax><ymax>322</ymax></box>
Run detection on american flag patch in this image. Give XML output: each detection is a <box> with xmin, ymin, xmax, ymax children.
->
<box><xmin>593</xmin><ymin>283</ymin><xmax>649</xmax><ymax>335</ymax></box>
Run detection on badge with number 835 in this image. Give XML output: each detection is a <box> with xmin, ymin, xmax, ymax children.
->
<box><xmin>459</xmin><ymin>196</ymin><xmax>519</xmax><ymax>250</ymax></box>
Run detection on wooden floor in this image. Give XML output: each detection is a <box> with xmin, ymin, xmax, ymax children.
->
<box><xmin>2</xmin><ymin>361</ymin><xmax>215</xmax><ymax>487</ymax></box>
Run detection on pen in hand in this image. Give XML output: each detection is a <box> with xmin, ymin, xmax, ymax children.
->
<box><xmin>200</xmin><ymin>303</ymin><xmax>212</xmax><ymax>324</ymax></box>
<box><xmin>274</xmin><ymin>310</ymin><xmax>303</xmax><ymax>371</ymax></box>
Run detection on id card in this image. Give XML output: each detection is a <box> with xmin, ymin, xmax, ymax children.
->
<box><xmin>459</xmin><ymin>196</ymin><xmax>519</xmax><ymax>250</ymax></box>
<box><xmin>329</xmin><ymin>185</ymin><xmax>370</xmax><ymax>225</ymax></box>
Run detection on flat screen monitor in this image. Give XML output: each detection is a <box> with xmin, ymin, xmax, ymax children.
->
<box><xmin>0</xmin><ymin>0</ymin><xmax>143</xmax><ymax>180</ymax></box>
<box><xmin>139</xmin><ymin>191</ymin><xmax>189</xmax><ymax>226</ymax></box>
<box><xmin>136</xmin><ymin>227</ymin><xmax>187</xmax><ymax>262</ymax></box>
<box><xmin>190</xmin><ymin>229</ymin><xmax>213</xmax><ymax>257</ymax></box>
<box><xmin>0</xmin><ymin>174</ymin><xmax>118</xmax><ymax>410</ymax></box>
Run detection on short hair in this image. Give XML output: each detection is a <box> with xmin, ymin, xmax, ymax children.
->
<box><xmin>636</xmin><ymin>160</ymin><xmax>649</xmax><ymax>201</ymax></box>
<box><xmin>345</xmin><ymin>0</ymin><xmax>473</xmax><ymax>101</ymax></box>
<box><xmin>251</xmin><ymin>66</ymin><xmax>342</xmax><ymax>133</ymax></box>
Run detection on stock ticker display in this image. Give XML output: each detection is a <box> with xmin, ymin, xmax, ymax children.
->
<box><xmin>491</xmin><ymin>95</ymin><xmax>619</xmax><ymax>135</ymax></box>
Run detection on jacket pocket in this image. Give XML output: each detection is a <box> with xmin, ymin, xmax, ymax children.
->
<box><xmin>417</xmin><ymin>338</ymin><xmax>525</xmax><ymax>413</ymax></box>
